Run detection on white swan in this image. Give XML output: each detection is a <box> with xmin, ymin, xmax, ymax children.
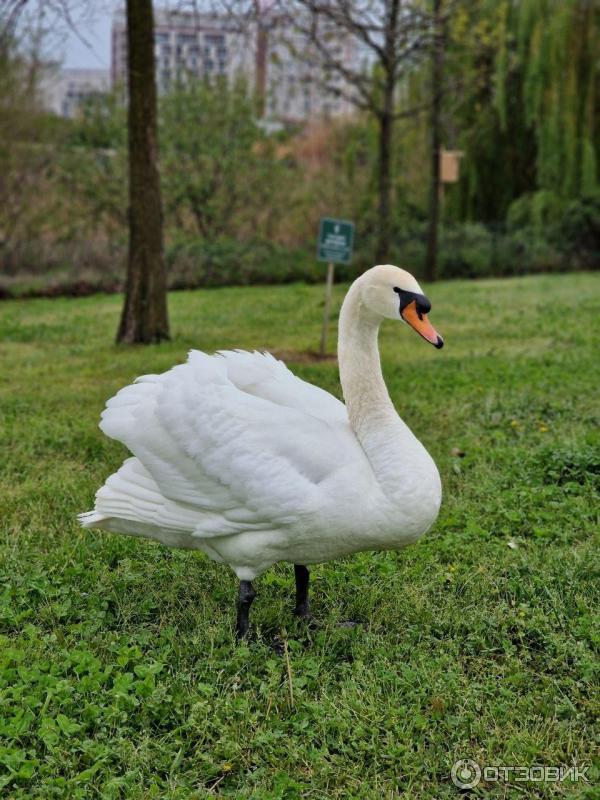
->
<box><xmin>80</xmin><ymin>265</ymin><xmax>444</xmax><ymax>636</ymax></box>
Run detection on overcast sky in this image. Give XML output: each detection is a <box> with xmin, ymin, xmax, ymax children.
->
<box><xmin>46</xmin><ymin>1</ymin><xmax>226</xmax><ymax>70</ymax></box>
<box><xmin>58</xmin><ymin>2</ymin><xmax>116</xmax><ymax>69</ymax></box>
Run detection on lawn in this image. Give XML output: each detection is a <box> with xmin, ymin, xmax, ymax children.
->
<box><xmin>0</xmin><ymin>273</ymin><xmax>598</xmax><ymax>799</ymax></box>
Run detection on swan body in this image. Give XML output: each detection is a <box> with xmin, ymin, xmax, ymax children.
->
<box><xmin>80</xmin><ymin>265</ymin><xmax>444</xmax><ymax>631</ymax></box>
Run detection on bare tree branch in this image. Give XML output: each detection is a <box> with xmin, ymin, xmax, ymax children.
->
<box><xmin>1</xmin><ymin>0</ymin><xmax>104</xmax><ymax>61</ymax></box>
<box><xmin>261</xmin><ymin>0</ymin><xmax>436</xmax><ymax>261</ymax></box>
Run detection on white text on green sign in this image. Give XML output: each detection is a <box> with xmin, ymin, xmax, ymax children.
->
<box><xmin>317</xmin><ymin>218</ymin><xmax>355</xmax><ymax>264</ymax></box>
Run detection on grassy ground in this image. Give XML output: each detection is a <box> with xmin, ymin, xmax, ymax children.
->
<box><xmin>0</xmin><ymin>273</ymin><xmax>598</xmax><ymax>799</ymax></box>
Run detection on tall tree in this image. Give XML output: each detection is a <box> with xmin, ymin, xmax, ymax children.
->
<box><xmin>424</xmin><ymin>0</ymin><xmax>443</xmax><ymax>281</ymax></box>
<box><xmin>449</xmin><ymin>0</ymin><xmax>599</xmax><ymax>223</ymax></box>
<box><xmin>279</xmin><ymin>0</ymin><xmax>432</xmax><ymax>262</ymax></box>
<box><xmin>117</xmin><ymin>0</ymin><xmax>169</xmax><ymax>343</ymax></box>
<box><xmin>508</xmin><ymin>0</ymin><xmax>599</xmax><ymax>198</ymax></box>
<box><xmin>444</xmin><ymin>0</ymin><xmax>537</xmax><ymax>222</ymax></box>
<box><xmin>2</xmin><ymin>0</ymin><xmax>170</xmax><ymax>342</ymax></box>
<box><xmin>0</xmin><ymin>25</ymin><xmax>57</xmax><ymax>270</ymax></box>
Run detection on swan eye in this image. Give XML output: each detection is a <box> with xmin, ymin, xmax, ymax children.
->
<box><xmin>393</xmin><ymin>288</ymin><xmax>432</xmax><ymax>319</ymax></box>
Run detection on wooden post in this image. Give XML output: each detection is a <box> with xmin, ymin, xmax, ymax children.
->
<box><xmin>319</xmin><ymin>262</ymin><xmax>335</xmax><ymax>357</ymax></box>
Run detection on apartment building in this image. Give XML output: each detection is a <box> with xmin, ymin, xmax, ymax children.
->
<box><xmin>42</xmin><ymin>68</ymin><xmax>110</xmax><ymax>118</ymax></box>
<box><xmin>262</xmin><ymin>21</ymin><xmax>357</xmax><ymax>120</ymax></box>
<box><xmin>111</xmin><ymin>9</ymin><xmax>253</xmax><ymax>95</ymax></box>
<box><xmin>111</xmin><ymin>6</ymin><xmax>360</xmax><ymax>123</ymax></box>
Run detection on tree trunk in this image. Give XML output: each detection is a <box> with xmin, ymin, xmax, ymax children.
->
<box><xmin>376</xmin><ymin>100</ymin><xmax>394</xmax><ymax>263</ymax></box>
<box><xmin>376</xmin><ymin>0</ymin><xmax>400</xmax><ymax>264</ymax></box>
<box><xmin>424</xmin><ymin>0</ymin><xmax>443</xmax><ymax>283</ymax></box>
<box><xmin>117</xmin><ymin>0</ymin><xmax>169</xmax><ymax>344</ymax></box>
<box><xmin>254</xmin><ymin>0</ymin><xmax>268</xmax><ymax>118</ymax></box>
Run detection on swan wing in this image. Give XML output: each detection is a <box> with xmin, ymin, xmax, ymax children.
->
<box><xmin>216</xmin><ymin>349</ymin><xmax>348</xmax><ymax>424</ymax></box>
<box><xmin>97</xmin><ymin>350</ymin><xmax>363</xmax><ymax>539</ymax></box>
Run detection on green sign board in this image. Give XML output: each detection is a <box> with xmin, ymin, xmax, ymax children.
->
<box><xmin>317</xmin><ymin>217</ymin><xmax>355</xmax><ymax>264</ymax></box>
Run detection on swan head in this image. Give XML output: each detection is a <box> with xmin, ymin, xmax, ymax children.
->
<box><xmin>360</xmin><ymin>264</ymin><xmax>444</xmax><ymax>349</ymax></box>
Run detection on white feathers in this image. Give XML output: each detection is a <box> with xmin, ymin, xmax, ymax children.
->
<box><xmin>80</xmin><ymin>267</ymin><xmax>443</xmax><ymax>580</ymax></box>
<box><xmin>80</xmin><ymin>349</ymin><xmax>370</xmax><ymax>572</ymax></box>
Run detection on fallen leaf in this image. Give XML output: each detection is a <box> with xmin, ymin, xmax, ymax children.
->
<box><xmin>450</xmin><ymin>447</ymin><xmax>466</xmax><ymax>457</ymax></box>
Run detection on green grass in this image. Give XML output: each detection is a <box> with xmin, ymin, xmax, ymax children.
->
<box><xmin>1</xmin><ymin>273</ymin><xmax>599</xmax><ymax>799</ymax></box>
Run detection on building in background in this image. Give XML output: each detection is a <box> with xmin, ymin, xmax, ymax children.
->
<box><xmin>110</xmin><ymin>6</ymin><xmax>359</xmax><ymax>123</ymax></box>
<box><xmin>111</xmin><ymin>8</ymin><xmax>253</xmax><ymax>95</ymax></box>
<box><xmin>41</xmin><ymin>68</ymin><xmax>110</xmax><ymax>118</ymax></box>
<box><xmin>261</xmin><ymin>19</ymin><xmax>359</xmax><ymax>121</ymax></box>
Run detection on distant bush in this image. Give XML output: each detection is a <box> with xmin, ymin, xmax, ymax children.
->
<box><xmin>166</xmin><ymin>236</ymin><xmax>320</xmax><ymax>288</ymax></box>
<box><xmin>491</xmin><ymin>228</ymin><xmax>563</xmax><ymax>275</ymax></box>
<box><xmin>0</xmin><ymin>237</ymin><xmax>125</xmax><ymax>298</ymax></box>
<box><xmin>502</xmin><ymin>189</ymin><xmax>600</xmax><ymax>273</ymax></box>
<box><xmin>354</xmin><ymin>216</ymin><xmax>586</xmax><ymax>282</ymax></box>
<box><xmin>2</xmin><ymin>213</ymin><xmax>598</xmax><ymax>299</ymax></box>
<box><xmin>440</xmin><ymin>223</ymin><xmax>493</xmax><ymax>278</ymax></box>
<box><xmin>554</xmin><ymin>192</ymin><xmax>600</xmax><ymax>268</ymax></box>
<box><xmin>0</xmin><ymin>235</ymin><xmax>327</xmax><ymax>298</ymax></box>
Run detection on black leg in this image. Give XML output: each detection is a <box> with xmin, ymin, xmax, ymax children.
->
<box><xmin>294</xmin><ymin>564</ymin><xmax>310</xmax><ymax>619</ymax></box>
<box><xmin>236</xmin><ymin>580</ymin><xmax>256</xmax><ymax>639</ymax></box>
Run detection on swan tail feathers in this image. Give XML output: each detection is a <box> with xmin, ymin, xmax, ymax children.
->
<box><xmin>79</xmin><ymin>457</ymin><xmax>179</xmax><ymax>531</ymax></box>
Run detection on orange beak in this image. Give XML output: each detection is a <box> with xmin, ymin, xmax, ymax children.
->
<box><xmin>401</xmin><ymin>300</ymin><xmax>444</xmax><ymax>348</ymax></box>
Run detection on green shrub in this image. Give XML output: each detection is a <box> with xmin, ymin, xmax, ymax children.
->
<box><xmin>554</xmin><ymin>191</ymin><xmax>600</xmax><ymax>268</ymax></box>
<box><xmin>166</xmin><ymin>235</ymin><xmax>320</xmax><ymax>288</ymax></box>
<box><xmin>439</xmin><ymin>223</ymin><xmax>493</xmax><ymax>278</ymax></box>
<box><xmin>492</xmin><ymin>228</ymin><xmax>563</xmax><ymax>275</ymax></box>
<box><xmin>503</xmin><ymin>189</ymin><xmax>600</xmax><ymax>273</ymax></box>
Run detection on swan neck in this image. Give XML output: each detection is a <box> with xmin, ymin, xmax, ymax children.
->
<box><xmin>337</xmin><ymin>276</ymin><xmax>441</xmax><ymax>517</ymax></box>
<box><xmin>337</xmin><ymin>279</ymin><xmax>395</xmax><ymax>434</ymax></box>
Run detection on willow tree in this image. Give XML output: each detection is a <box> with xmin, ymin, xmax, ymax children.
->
<box><xmin>447</xmin><ymin>0</ymin><xmax>538</xmax><ymax>222</ymax></box>
<box><xmin>496</xmin><ymin>0</ymin><xmax>599</xmax><ymax>198</ymax></box>
<box><xmin>446</xmin><ymin>0</ymin><xmax>599</xmax><ymax>224</ymax></box>
<box><xmin>424</xmin><ymin>0</ymin><xmax>444</xmax><ymax>282</ymax></box>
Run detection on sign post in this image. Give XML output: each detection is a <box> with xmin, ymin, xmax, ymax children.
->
<box><xmin>319</xmin><ymin>261</ymin><xmax>335</xmax><ymax>356</ymax></box>
<box><xmin>317</xmin><ymin>217</ymin><xmax>354</xmax><ymax>356</ymax></box>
